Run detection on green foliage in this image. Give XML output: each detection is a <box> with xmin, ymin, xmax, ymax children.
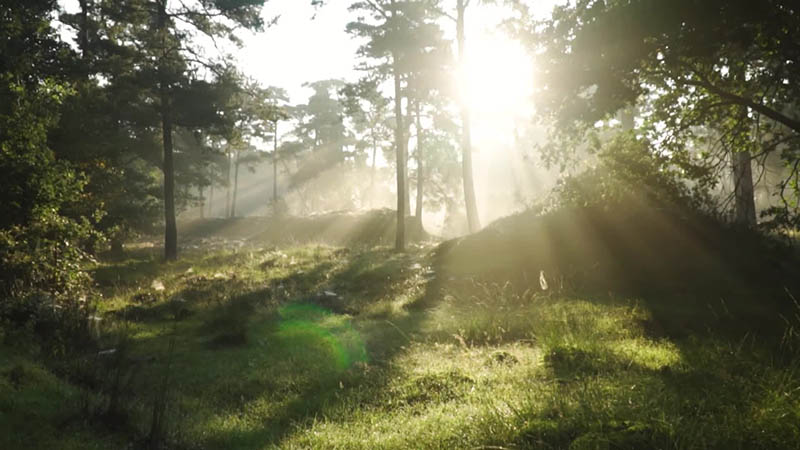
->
<box><xmin>532</xmin><ymin>0</ymin><xmax>800</xmax><ymax>225</ymax></box>
<box><xmin>0</xmin><ymin>82</ymin><xmax>98</xmax><ymax>294</ymax></box>
<box><xmin>552</xmin><ymin>133</ymin><xmax>714</xmax><ymax>213</ymax></box>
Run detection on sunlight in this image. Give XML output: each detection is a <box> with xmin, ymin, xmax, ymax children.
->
<box><xmin>458</xmin><ymin>32</ymin><xmax>534</xmax><ymax>151</ymax></box>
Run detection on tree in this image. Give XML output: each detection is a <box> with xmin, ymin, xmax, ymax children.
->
<box><xmin>219</xmin><ymin>79</ymin><xmax>287</xmax><ymax>217</ymax></box>
<box><xmin>0</xmin><ymin>0</ymin><xmax>96</xmax><ymax>300</ymax></box>
<box><xmin>347</xmin><ymin>0</ymin><xmax>445</xmax><ymax>250</ymax></box>
<box><xmin>264</xmin><ymin>87</ymin><xmax>290</xmax><ymax>206</ymax></box>
<box><xmin>437</xmin><ymin>0</ymin><xmax>482</xmax><ymax>232</ymax></box>
<box><xmin>455</xmin><ymin>0</ymin><xmax>482</xmax><ymax>232</ymax></box>
<box><xmin>531</xmin><ymin>0</ymin><xmax>800</xmax><ymax>227</ymax></box>
<box><xmin>288</xmin><ymin>79</ymin><xmax>353</xmax><ymax>189</ymax></box>
<box><xmin>404</xmin><ymin>23</ymin><xmax>452</xmax><ymax>228</ymax></box>
<box><xmin>96</xmin><ymin>0</ymin><xmax>268</xmax><ymax>260</ymax></box>
<box><xmin>54</xmin><ymin>0</ymin><xmax>167</xmax><ymax>252</ymax></box>
<box><xmin>342</xmin><ymin>78</ymin><xmax>393</xmax><ymax>208</ymax></box>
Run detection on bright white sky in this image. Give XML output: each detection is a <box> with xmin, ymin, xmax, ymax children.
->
<box><xmin>237</xmin><ymin>0</ymin><xmax>358</xmax><ymax>101</ymax></box>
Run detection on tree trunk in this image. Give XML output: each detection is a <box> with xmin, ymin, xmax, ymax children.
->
<box><xmin>620</xmin><ymin>106</ymin><xmax>635</xmax><ymax>131</ymax></box>
<box><xmin>273</xmin><ymin>120</ymin><xmax>279</xmax><ymax>204</ymax></box>
<box><xmin>158</xmin><ymin>0</ymin><xmax>177</xmax><ymax>261</ymax></box>
<box><xmin>393</xmin><ymin>61</ymin><xmax>406</xmax><ymax>251</ymax></box>
<box><xmin>732</xmin><ymin>149</ymin><xmax>757</xmax><ymax>226</ymax></box>
<box><xmin>225</xmin><ymin>150</ymin><xmax>232</xmax><ymax>218</ymax></box>
<box><xmin>414</xmin><ymin>101</ymin><xmax>424</xmax><ymax>228</ymax></box>
<box><xmin>231</xmin><ymin>150</ymin><xmax>240</xmax><ymax>218</ymax></box>
<box><xmin>161</xmin><ymin>104</ymin><xmax>177</xmax><ymax>261</ymax></box>
<box><xmin>110</xmin><ymin>238</ymin><xmax>124</xmax><ymax>256</ymax></box>
<box><xmin>456</xmin><ymin>0</ymin><xmax>481</xmax><ymax>233</ymax></box>
<box><xmin>200</xmin><ymin>185</ymin><xmax>205</xmax><ymax>219</ymax></box>
<box><xmin>370</xmin><ymin>132</ymin><xmax>378</xmax><ymax>208</ymax></box>
<box><xmin>77</xmin><ymin>0</ymin><xmax>90</xmax><ymax>59</ymax></box>
<box><xmin>208</xmin><ymin>182</ymin><xmax>214</xmax><ymax>217</ymax></box>
<box><xmin>404</xmin><ymin>100</ymin><xmax>413</xmax><ymax>217</ymax></box>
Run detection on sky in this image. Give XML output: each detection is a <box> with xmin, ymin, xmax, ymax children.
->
<box><xmin>236</xmin><ymin>0</ymin><xmax>359</xmax><ymax>102</ymax></box>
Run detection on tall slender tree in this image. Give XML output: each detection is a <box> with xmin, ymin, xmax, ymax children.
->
<box><xmin>97</xmin><ymin>0</ymin><xmax>269</xmax><ymax>260</ymax></box>
<box><xmin>437</xmin><ymin>0</ymin><xmax>483</xmax><ymax>232</ymax></box>
<box><xmin>348</xmin><ymin>0</ymin><xmax>444</xmax><ymax>250</ymax></box>
<box><xmin>342</xmin><ymin>79</ymin><xmax>393</xmax><ymax>207</ymax></box>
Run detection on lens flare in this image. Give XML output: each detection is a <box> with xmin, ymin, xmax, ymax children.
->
<box><xmin>275</xmin><ymin>303</ymin><xmax>367</xmax><ymax>371</ymax></box>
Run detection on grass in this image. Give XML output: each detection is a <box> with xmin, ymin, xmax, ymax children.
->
<box><xmin>2</xmin><ymin>227</ymin><xmax>800</xmax><ymax>448</ymax></box>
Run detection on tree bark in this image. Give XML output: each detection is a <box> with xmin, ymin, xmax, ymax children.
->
<box><xmin>732</xmin><ymin>149</ymin><xmax>757</xmax><ymax>226</ymax></box>
<box><xmin>110</xmin><ymin>238</ymin><xmax>124</xmax><ymax>256</ymax></box>
<box><xmin>404</xmin><ymin>99</ymin><xmax>412</xmax><ymax>217</ymax></box>
<box><xmin>273</xmin><ymin>120</ymin><xmax>279</xmax><ymax>205</ymax></box>
<box><xmin>414</xmin><ymin>101</ymin><xmax>424</xmax><ymax>228</ymax></box>
<box><xmin>393</xmin><ymin>61</ymin><xmax>406</xmax><ymax>251</ymax></box>
<box><xmin>456</xmin><ymin>0</ymin><xmax>481</xmax><ymax>233</ymax></box>
<box><xmin>161</xmin><ymin>98</ymin><xmax>177</xmax><ymax>260</ymax></box>
<box><xmin>158</xmin><ymin>0</ymin><xmax>177</xmax><ymax>261</ymax></box>
<box><xmin>225</xmin><ymin>150</ymin><xmax>232</xmax><ymax>218</ymax></box>
<box><xmin>231</xmin><ymin>150</ymin><xmax>240</xmax><ymax>218</ymax></box>
<box><xmin>77</xmin><ymin>0</ymin><xmax>90</xmax><ymax>59</ymax></box>
<box><xmin>370</xmin><ymin>132</ymin><xmax>378</xmax><ymax>208</ymax></box>
<box><xmin>620</xmin><ymin>106</ymin><xmax>635</xmax><ymax>131</ymax></box>
<box><xmin>208</xmin><ymin>182</ymin><xmax>214</xmax><ymax>217</ymax></box>
<box><xmin>199</xmin><ymin>185</ymin><xmax>205</xmax><ymax>219</ymax></box>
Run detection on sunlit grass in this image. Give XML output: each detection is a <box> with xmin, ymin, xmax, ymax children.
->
<box><xmin>4</xmin><ymin>240</ymin><xmax>800</xmax><ymax>449</ymax></box>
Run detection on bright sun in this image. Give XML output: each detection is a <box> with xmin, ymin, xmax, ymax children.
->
<box><xmin>458</xmin><ymin>32</ymin><xmax>534</xmax><ymax>150</ymax></box>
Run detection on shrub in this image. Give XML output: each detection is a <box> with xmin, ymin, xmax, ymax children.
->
<box><xmin>0</xmin><ymin>75</ymin><xmax>101</xmax><ymax>351</ymax></box>
<box><xmin>550</xmin><ymin>133</ymin><xmax>714</xmax><ymax>214</ymax></box>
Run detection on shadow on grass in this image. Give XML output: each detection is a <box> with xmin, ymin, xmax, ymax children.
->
<box><xmin>518</xmin><ymin>336</ymin><xmax>800</xmax><ymax>450</ymax></box>
<box><xmin>199</xmin><ymin>250</ymin><xmax>438</xmax><ymax>449</ymax></box>
<box><xmin>98</xmin><ymin>245</ymin><xmax>442</xmax><ymax>449</ymax></box>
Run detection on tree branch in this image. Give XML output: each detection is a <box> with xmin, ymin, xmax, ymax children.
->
<box><xmin>681</xmin><ymin>77</ymin><xmax>800</xmax><ymax>135</ymax></box>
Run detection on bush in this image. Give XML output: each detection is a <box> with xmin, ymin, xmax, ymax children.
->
<box><xmin>0</xmin><ymin>76</ymin><xmax>100</xmax><ymax>352</ymax></box>
<box><xmin>550</xmin><ymin>133</ymin><xmax>714</xmax><ymax>214</ymax></box>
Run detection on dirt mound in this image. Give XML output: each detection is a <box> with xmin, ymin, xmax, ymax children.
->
<box><xmin>435</xmin><ymin>204</ymin><xmax>797</xmax><ymax>297</ymax></box>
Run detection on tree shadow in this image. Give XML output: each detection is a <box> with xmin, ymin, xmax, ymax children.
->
<box><xmin>102</xmin><ymin>244</ymin><xmax>444</xmax><ymax>449</ymax></box>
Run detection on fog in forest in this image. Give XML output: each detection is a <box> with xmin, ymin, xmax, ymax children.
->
<box><xmin>3</xmin><ymin>1</ymin><xmax>800</xmax><ymax>449</ymax></box>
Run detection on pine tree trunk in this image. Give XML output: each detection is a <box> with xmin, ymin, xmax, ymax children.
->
<box><xmin>620</xmin><ymin>106</ymin><xmax>635</xmax><ymax>131</ymax></box>
<box><xmin>200</xmin><ymin>185</ymin><xmax>205</xmax><ymax>219</ymax></box>
<box><xmin>225</xmin><ymin>150</ymin><xmax>232</xmax><ymax>218</ymax></box>
<box><xmin>161</xmin><ymin>105</ymin><xmax>177</xmax><ymax>261</ymax></box>
<box><xmin>457</xmin><ymin>0</ymin><xmax>481</xmax><ymax>233</ymax></box>
<box><xmin>404</xmin><ymin>101</ymin><xmax>413</xmax><ymax>217</ymax></box>
<box><xmin>77</xmin><ymin>0</ymin><xmax>90</xmax><ymax>59</ymax></box>
<box><xmin>110</xmin><ymin>239</ymin><xmax>123</xmax><ymax>256</ymax></box>
<box><xmin>415</xmin><ymin>101</ymin><xmax>424</xmax><ymax>228</ymax></box>
<box><xmin>370</xmin><ymin>133</ymin><xmax>378</xmax><ymax>209</ymax></box>
<box><xmin>158</xmin><ymin>0</ymin><xmax>177</xmax><ymax>261</ymax></box>
<box><xmin>273</xmin><ymin>120</ymin><xmax>279</xmax><ymax>204</ymax></box>
<box><xmin>232</xmin><ymin>150</ymin><xmax>240</xmax><ymax>218</ymax></box>
<box><xmin>208</xmin><ymin>182</ymin><xmax>214</xmax><ymax>217</ymax></box>
<box><xmin>393</xmin><ymin>61</ymin><xmax>406</xmax><ymax>251</ymax></box>
<box><xmin>733</xmin><ymin>149</ymin><xmax>757</xmax><ymax>226</ymax></box>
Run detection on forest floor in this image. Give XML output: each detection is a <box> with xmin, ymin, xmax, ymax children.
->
<box><xmin>2</xmin><ymin>219</ymin><xmax>800</xmax><ymax>449</ymax></box>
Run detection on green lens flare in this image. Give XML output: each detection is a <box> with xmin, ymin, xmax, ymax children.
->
<box><xmin>274</xmin><ymin>303</ymin><xmax>367</xmax><ymax>371</ymax></box>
